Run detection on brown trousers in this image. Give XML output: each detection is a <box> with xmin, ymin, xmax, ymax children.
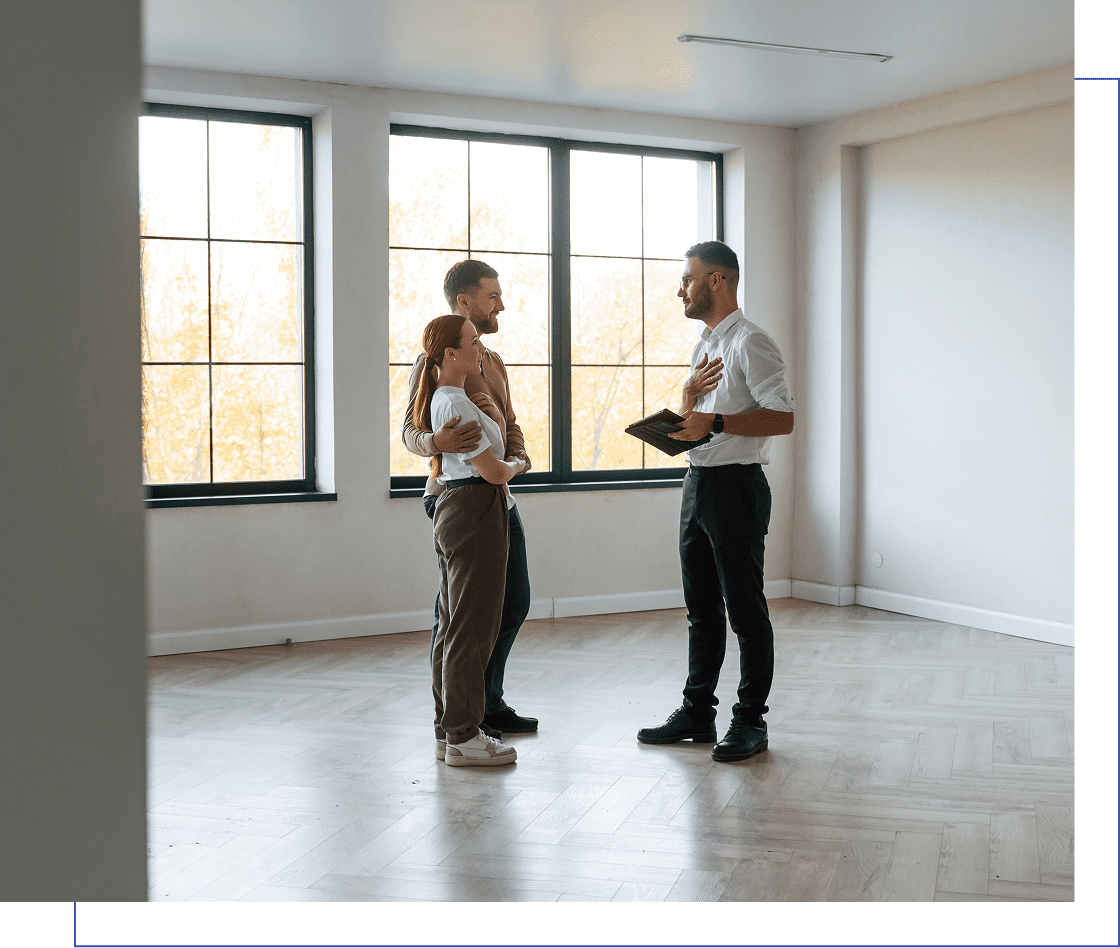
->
<box><xmin>431</xmin><ymin>483</ymin><xmax>509</xmax><ymax>744</ymax></box>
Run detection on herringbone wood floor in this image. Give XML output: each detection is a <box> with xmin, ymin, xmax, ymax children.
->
<box><xmin>147</xmin><ymin>600</ymin><xmax>1074</xmax><ymax>902</ymax></box>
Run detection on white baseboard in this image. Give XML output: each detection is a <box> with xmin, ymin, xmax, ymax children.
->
<box><xmin>765</xmin><ymin>579</ymin><xmax>793</xmax><ymax>600</ymax></box>
<box><xmin>854</xmin><ymin>586</ymin><xmax>1074</xmax><ymax>647</ymax></box>
<box><xmin>544</xmin><ymin>581</ymin><xmax>788</xmax><ymax>620</ymax></box>
<box><xmin>149</xmin><ymin>580</ymin><xmax>1072</xmax><ymax>655</ymax></box>
<box><xmin>788</xmin><ymin>580</ymin><xmax>1072</xmax><ymax>646</ymax></box>
<box><xmin>791</xmin><ymin>580</ymin><xmax>856</xmax><ymax>607</ymax></box>
<box><xmin>524</xmin><ymin>598</ymin><xmax>556</xmax><ymax>621</ymax></box>
<box><xmin>148</xmin><ymin>609</ymin><xmax>435</xmax><ymax>656</ymax></box>
<box><xmin>149</xmin><ymin>582</ymin><xmax>795</xmax><ymax>656</ymax></box>
<box><xmin>552</xmin><ymin>589</ymin><xmax>685</xmax><ymax>619</ymax></box>
<box><xmin>147</xmin><ymin>594</ymin><xmax>686</xmax><ymax>656</ymax></box>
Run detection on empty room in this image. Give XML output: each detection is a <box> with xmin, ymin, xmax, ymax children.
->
<box><xmin>3</xmin><ymin>0</ymin><xmax>1112</xmax><ymax>937</ymax></box>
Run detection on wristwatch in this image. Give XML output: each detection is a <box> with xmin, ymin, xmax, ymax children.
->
<box><xmin>711</xmin><ymin>413</ymin><xmax>724</xmax><ymax>434</ymax></box>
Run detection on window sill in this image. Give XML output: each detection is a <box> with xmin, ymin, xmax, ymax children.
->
<box><xmin>389</xmin><ymin>478</ymin><xmax>685</xmax><ymax>499</ymax></box>
<box><xmin>145</xmin><ymin>491</ymin><xmax>338</xmax><ymax>509</ymax></box>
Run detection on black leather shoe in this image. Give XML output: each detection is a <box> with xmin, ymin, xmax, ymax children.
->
<box><xmin>711</xmin><ymin>720</ymin><xmax>768</xmax><ymax>762</ymax></box>
<box><xmin>483</xmin><ymin>707</ymin><xmax>538</xmax><ymax>733</ymax></box>
<box><xmin>637</xmin><ymin>708</ymin><xmax>717</xmax><ymax>745</ymax></box>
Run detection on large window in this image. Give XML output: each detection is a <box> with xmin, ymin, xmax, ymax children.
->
<box><xmin>388</xmin><ymin>126</ymin><xmax>721</xmax><ymax>494</ymax></box>
<box><xmin>140</xmin><ymin>104</ymin><xmax>327</xmax><ymax>508</ymax></box>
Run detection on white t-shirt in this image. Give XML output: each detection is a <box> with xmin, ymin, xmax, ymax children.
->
<box><xmin>430</xmin><ymin>386</ymin><xmax>514</xmax><ymax>505</ymax></box>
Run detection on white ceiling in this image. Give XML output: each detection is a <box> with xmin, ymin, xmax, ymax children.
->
<box><xmin>143</xmin><ymin>0</ymin><xmax>1074</xmax><ymax>127</ymax></box>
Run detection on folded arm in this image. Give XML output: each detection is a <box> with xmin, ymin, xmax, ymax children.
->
<box><xmin>673</xmin><ymin>330</ymin><xmax>794</xmax><ymax>442</ymax></box>
<box><xmin>481</xmin><ymin>349</ymin><xmax>531</xmax><ymax>471</ymax></box>
<box><xmin>669</xmin><ymin>407</ymin><xmax>794</xmax><ymax>441</ymax></box>
<box><xmin>401</xmin><ymin>354</ymin><xmax>482</xmax><ymax>455</ymax></box>
<box><xmin>469</xmin><ymin>449</ymin><xmax>529</xmax><ymax>485</ymax></box>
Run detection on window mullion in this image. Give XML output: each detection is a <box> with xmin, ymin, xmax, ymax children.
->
<box><xmin>206</xmin><ymin>119</ymin><xmax>214</xmax><ymax>485</ymax></box>
<box><xmin>301</xmin><ymin>121</ymin><xmax>316</xmax><ymax>487</ymax></box>
<box><xmin>550</xmin><ymin>144</ymin><xmax>572</xmax><ymax>481</ymax></box>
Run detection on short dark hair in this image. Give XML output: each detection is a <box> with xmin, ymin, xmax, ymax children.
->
<box><xmin>684</xmin><ymin>240</ymin><xmax>738</xmax><ymax>275</ymax></box>
<box><xmin>443</xmin><ymin>259</ymin><xmax>499</xmax><ymax>309</ymax></box>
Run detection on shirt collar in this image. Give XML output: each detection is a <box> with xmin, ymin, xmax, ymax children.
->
<box><xmin>700</xmin><ymin>308</ymin><xmax>745</xmax><ymax>342</ymax></box>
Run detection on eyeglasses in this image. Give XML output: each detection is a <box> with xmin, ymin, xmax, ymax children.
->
<box><xmin>680</xmin><ymin>271</ymin><xmax>718</xmax><ymax>290</ymax></box>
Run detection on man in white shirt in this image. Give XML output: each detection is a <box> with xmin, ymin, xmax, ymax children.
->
<box><xmin>637</xmin><ymin>241</ymin><xmax>795</xmax><ymax>762</ymax></box>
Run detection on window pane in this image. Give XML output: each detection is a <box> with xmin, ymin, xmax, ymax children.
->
<box><xmin>645</xmin><ymin>441</ymin><xmax>689</xmax><ymax>470</ymax></box>
<box><xmin>139</xmin><ymin>116</ymin><xmax>207</xmax><ymax>239</ymax></box>
<box><xmin>484</xmin><ymin>253</ymin><xmax>549</xmax><ymax>365</ymax></box>
<box><xmin>470</xmin><ymin>142</ymin><xmax>549</xmax><ymax>254</ymax></box>
<box><xmin>389</xmin><ymin>136</ymin><xmax>468</xmax><ymax>249</ymax></box>
<box><xmin>212</xmin><ymin>365</ymin><xmax>302</xmax><ymax>481</ymax></box>
<box><xmin>212</xmin><ymin>243</ymin><xmax>302</xmax><ymax>363</ymax></box>
<box><xmin>643</xmin><ymin>365</ymin><xmax>689</xmax><ymax>415</ymax></box>
<box><xmin>386</xmin><ymin>128</ymin><xmax>720</xmax><ymax>487</ymax></box>
<box><xmin>209</xmin><ymin>123</ymin><xmax>300</xmax><ymax>242</ymax></box>
<box><xmin>389</xmin><ymin>365</ymin><xmax>432</xmax><ymax>477</ymax></box>
<box><xmin>142</xmin><ymin>365</ymin><xmax>210</xmax><ymax>484</ymax></box>
<box><xmin>141</xmin><ymin>238</ymin><xmax>209</xmax><ymax>363</ymax></box>
<box><xmin>643</xmin><ymin>366</ymin><xmax>690</xmax><ymax>469</ymax></box>
<box><xmin>570</xmin><ymin>151</ymin><xmax>642</xmax><ymax>257</ymax></box>
<box><xmin>643</xmin><ymin>260</ymin><xmax>700</xmax><ymax>365</ymax></box>
<box><xmin>643</xmin><ymin>156</ymin><xmax>711</xmax><ymax>260</ymax></box>
<box><xmin>389</xmin><ymin>248</ymin><xmax>463</xmax><ymax>365</ymax></box>
<box><xmin>571</xmin><ymin>257</ymin><xmax>642</xmax><ymax>366</ymax></box>
<box><xmin>571</xmin><ymin>366</ymin><xmax>642</xmax><ymax>471</ymax></box>
<box><xmin>505</xmin><ymin>365</ymin><xmax>551</xmax><ymax>472</ymax></box>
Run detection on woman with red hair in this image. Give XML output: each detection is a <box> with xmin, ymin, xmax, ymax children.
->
<box><xmin>413</xmin><ymin>314</ymin><xmax>529</xmax><ymax>766</ymax></box>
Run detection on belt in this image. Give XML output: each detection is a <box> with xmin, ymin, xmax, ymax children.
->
<box><xmin>688</xmin><ymin>463</ymin><xmax>762</xmax><ymax>474</ymax></box>
<box><xmin>443</xmin><ymin>475</ymin><xmax>488</xmax><ymax>489</ymax></box>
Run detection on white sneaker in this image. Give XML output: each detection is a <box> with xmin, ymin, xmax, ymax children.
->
<box><xmin>444</xmin><ymin>731</ymin><xmax>517</xmax><ymax>767</ymax></box>
<box><xmin>436</xmin><ymin>739</ymin><xmax>446</xmax><ymax>760</ymax></box>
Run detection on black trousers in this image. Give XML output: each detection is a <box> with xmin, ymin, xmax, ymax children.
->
<box><xmin>679</xmin><ymin>463</ymin><xmax>774</xmax><ymax>725</ymax></box>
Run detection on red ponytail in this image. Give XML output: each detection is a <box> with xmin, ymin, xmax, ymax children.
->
<box><xmin>413</xmin><ymin>314</ymin><xmax>467</xmax><ymax>478</ymax></box>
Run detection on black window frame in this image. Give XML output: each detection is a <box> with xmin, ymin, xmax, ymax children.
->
<box><xmin>388</xmin><ymin>124</ymin><xmax>724</xmax><ymax>498</ymax></box>
<box><xmin>141</xmin><ymin>102</ymin><xmax>332</xmax><ymax>509</ymax></box>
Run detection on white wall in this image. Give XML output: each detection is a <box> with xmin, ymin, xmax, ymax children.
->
<box><xmin>859</xmin><ymin>104</ymin><xmax>1073</xmax><ymax>625</ymax></box>
<box><xmin>0</xmin><ymin>2</ymin><xmax>148</xmax><ymax>899</ymax></box>
<box><xmin>142</xmin><ymin>68</ymin><xmax>797</xmax><ymax>655</ymax></box>
<box><xmin>792</xmin><ymin>65</ymin><xmax>1074</xmax><ymax>643</ymax></box>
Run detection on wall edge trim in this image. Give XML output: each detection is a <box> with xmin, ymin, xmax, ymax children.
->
<box><xmin>791</xmin><ymin>581</ymin><xmax>1073</xmax><ymax>646</ymax></box>
<box><xmin>854</xmin><ymin>586</ymin><xmax>1073</xmax><ymax>646</ymax></box>
<box><xmin>149</xmin><ymin>581</ymin><xmax>795</xmax><ymax>656</ymax></box>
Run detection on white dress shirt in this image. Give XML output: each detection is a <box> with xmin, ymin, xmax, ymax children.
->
<box><xmin>686</xmin><ymin>308</ymin><xmax>795</xmax><ymax>467</ymax></box>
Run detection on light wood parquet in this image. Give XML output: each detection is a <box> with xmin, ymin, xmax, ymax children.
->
<box><xmin>147</xmin><ymin>599</ymin><xmax>1074</xmax><ymax>902</ymax></box>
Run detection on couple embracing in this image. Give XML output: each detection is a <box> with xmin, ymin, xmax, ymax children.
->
<box><xmin>403</xmin><ymin>244</ymin><xmax>795</xmax><ymax>769</ymax></box>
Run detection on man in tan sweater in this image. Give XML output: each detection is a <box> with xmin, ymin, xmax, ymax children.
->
<box><xmin>402</xmin><ymin>259</ymin><xmax>537</xmax><ymax>735</ymax></box>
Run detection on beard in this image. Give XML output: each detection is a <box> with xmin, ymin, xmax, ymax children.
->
<box><xmin>683</xmin><ymin>284</ymin><xmax>712</xmax><ymax>320</ymax></box>
<box><xmin>470</xmin><ymin>306</ymin><xmax>499</xmax><ymax>335</ymax></box>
